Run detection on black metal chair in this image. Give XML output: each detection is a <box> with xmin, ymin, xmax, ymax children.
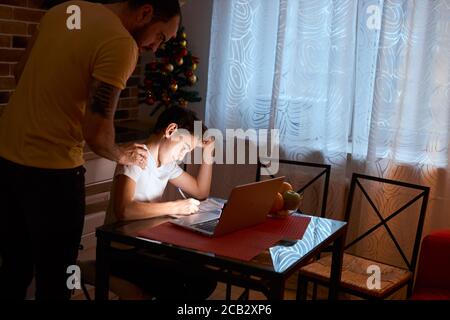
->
<box><xmin>225</xmin><ymin>158</ymin><xmax>332</xmax><ymax>300</ymax></box>
<box><xmin>298</xmin><ymin>173</ymin><xmax>430</xmax><ymax>300</ymax></box>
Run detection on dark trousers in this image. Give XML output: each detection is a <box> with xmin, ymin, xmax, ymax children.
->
<box><xmin>0</xmin><ymin>157</ymin><xmax>85</xmax><ymax>300</ymax></box>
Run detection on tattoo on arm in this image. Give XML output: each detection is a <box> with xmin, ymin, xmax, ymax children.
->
<box><xmin>89</xmin><ymin>81</ymin><xmax>120</xmax><ymax>119</ymax></box>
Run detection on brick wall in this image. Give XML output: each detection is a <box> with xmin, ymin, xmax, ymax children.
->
<box><xmin>0</xmin><ymin>0</ymin><xmax>140</xmax><ymax>122</ymax></box>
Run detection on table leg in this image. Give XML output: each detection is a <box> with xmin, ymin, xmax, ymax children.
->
<box><xmin>328</xmin><ymin>230</ymin><xmax>345</xmax><ymax>300</ymax></box>
<box><xmin>296</xmin><ymin>274</ymin><xmax>308</xmax><ymax>300</ymax></box>
<box><xmin>225</xmin><ymin>269</ymin><xmax>232</xmax><ymax>300</ymax></box>
<box><xmin>268</xmin><ymin>278</ymin><xmax>285</xmax><ymax>300</ymax></box>
<box><xmin>95</xmin><ymin>236</ymin><xmax>110</xmax><ymax>300</ymax></box>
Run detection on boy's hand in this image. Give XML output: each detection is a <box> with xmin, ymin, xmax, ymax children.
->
<box><xmin>201</xmin><ymin>137</ymin><xmax>215</xmax><ymax>164</ymax></box>
<box><xmin>173</xmin><ymin>198</ymin><xmax>200</xmax><ymax>215</ymax></box>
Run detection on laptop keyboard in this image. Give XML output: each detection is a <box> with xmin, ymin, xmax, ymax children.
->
<box><xmin>192</xmin><ymin>219</ymin><xmax>219</xmax><ymax>233</ymax></box>
<box><xmin>198</xmin><ymin>198</ymin><xmax>225</xmax><ymax>213</ymax></box>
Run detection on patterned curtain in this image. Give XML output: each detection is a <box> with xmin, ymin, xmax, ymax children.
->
<box><xmin>206</xmin><ymin>0</ymin><xmax>450</xmax><ymax>276</ymax></box>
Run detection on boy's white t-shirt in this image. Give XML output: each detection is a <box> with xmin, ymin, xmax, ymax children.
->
<box><xmin>105</xmin><ymin>154</ymin><xmax>183</xmax><ymax>224</ymax></box>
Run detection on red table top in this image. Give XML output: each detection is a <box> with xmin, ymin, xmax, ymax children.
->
<box><xmin>137</xmin><ymin>215</ymin><xmax>311</xmax><ymax>261</ymax></box>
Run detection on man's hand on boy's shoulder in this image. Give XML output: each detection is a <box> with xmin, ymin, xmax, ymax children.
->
<box><xmin>118</xmin><ymin>143</ymin><xmax>149</xmax><ymax>169</ymax></box>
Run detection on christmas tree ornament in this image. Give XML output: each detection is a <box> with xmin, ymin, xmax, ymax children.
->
<box><xmin>181</xmin><ymin>32</ymin><xmax>187</xmax><ymax>39</ymax></box>
<box><xmin>179</xmin><ymin>98</ymin><xmax>188</xmax><ymax>107</ymax></box>
<box><xmin>162</xmin><ymin>92</ymin><xmax>171</xmax><ymax>104</ymax></box>
<box><xmin>184</xmin><ymin>70</ymin><xmax>194</xmax><ymax>78</ymax></box>
<box><xmin>188</xmin><ymin>74</ymin><xmax>197</xmax><ymax>85</ymax></box>
<box><xmin>176</xmin><ymin>57</ymin><xmax>184</xmax><ymax>66</ymax></box>
<box><xmin>170</xmin><ymin>81</ymin><xmax>178</xmax><ymax>92</ymax></box>
<box><xmin>180</xmin><ymin>40</ymin><xmax>187</xmax><ymax>48</ymax></box>
<box><xmin>146</xmin><ymin>96</ymin><xmax>155</xmax><ymax>105</ymax></box>
<box><xmin>165</xmin><ymin>63</ymin><xmax>174</xmax><ymax>72</ymax></box>
<box><xmin>192</xmin><ymin>63</ymin><xmax>197</xmax><ymax>71</ymax></box>
<box><xmin>180</xmin><ymin>48</ymin><xmax>188</xmax><ymax>57</ymax></box>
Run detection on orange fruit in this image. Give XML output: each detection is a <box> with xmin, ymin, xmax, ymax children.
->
<box><xmin>270</xmin><ymin>192</ymin><xmax>284</xmax><ymax>213</ymax></box>
<box><xmin>275</xmin><ymin>209</ymin><xmax>290</xmax><ymax>218</ymax></box>
<box><xmin>279</xmin><ymin>182</ymin><xmax>293</xmax><ymax>194</ymax></box>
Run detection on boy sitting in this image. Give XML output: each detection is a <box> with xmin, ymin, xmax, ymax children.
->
<box><xmin>104</xmin><ymin>106</ymin><xmax>216</xmax><ymax>299</ymax></box>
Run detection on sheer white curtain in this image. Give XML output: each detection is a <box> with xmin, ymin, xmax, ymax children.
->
<box><xmin>350</xmin><ymin>0</ymin><xmax>450</xmax><ymax>269</ymax></box>
<box><xmin>206</xmin><ymin>0</ymin><xmax>450</xmax><ymax>267</ymax></box>
<box><xmin>207</xmin><ymin>0</ymin><xmax>357</xmax><ymax>157</ymax></box>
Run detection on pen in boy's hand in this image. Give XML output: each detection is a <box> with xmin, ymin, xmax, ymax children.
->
<box><xmin>177</xmin><ymin>187</ymin><xmax>187</xmax><ymax>199</ymax></box>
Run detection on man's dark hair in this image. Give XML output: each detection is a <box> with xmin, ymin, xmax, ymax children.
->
<box><xmin>41</xmin><ymin>1</ymin><xmax>181</xmax><ymax>22</ymax></box>
<box><xmin>128</xmin><ymin>0</ymin><xmax>181</xmax><ymax>22</ymax></box>
<box><xmin>153</xmin><ymin>106</ymin><xmax>207</xmax><ymax>135</ymax></box>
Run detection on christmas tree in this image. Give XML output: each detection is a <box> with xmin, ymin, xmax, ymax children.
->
<box><xmin>141</xmin><ymin>27</ymin><xmax>201</xmax><ymax>116</ymax></box>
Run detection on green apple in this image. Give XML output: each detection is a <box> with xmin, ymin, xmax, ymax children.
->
<box><xmin>282</xmin><ymin>190</ymin><xmax>301</xmax><ymax>210</ymax></box>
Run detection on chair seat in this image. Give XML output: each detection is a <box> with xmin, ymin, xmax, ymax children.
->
<box><xmin>410</xmin><ymin>288</ymin><xmax>450</xmax><ymax>300</ymax></box>
<box><xmin>299</xmin><ymin>253</ymin><xmax>412</xmax><ymax>298</ymax></box>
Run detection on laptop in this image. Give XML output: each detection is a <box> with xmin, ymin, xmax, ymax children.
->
<box><xmin>170</xmin><ymin>176</ymin><xmax>285</xmax><ymax>237</ymax></box>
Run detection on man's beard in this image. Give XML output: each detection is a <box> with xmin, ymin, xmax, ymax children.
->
<box><xmin>130</xmin><ymin>23</ymin><xmax>150</xmax><ymax>48</ymax></box>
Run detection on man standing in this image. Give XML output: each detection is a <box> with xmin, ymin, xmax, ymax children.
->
<box><xmin>0</xmin><ymin>0</ymin><xmax>181</xmax><ymax>300</ymax></box>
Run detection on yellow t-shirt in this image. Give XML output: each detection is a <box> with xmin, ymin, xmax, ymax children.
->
<box><xmin>0</xmin><ymin>0</ymin><xmax>138</xmax><ymax>169</ymax></box>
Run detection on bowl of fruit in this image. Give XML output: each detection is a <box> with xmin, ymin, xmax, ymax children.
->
<box><xmin>268</xmin><ymin>182</ymin><xmax>303</xmax><ymax>218</ymax></box>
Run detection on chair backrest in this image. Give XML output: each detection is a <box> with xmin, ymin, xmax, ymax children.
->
<box><xmin>257</xmin><ymin>158</ymin><xmax>331</xmax><ymax>218</ymax></box>
<box><xmin>344</xmin><ymin>173</ymin><xmax>429</xmax><ymax>276</ymax></box>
